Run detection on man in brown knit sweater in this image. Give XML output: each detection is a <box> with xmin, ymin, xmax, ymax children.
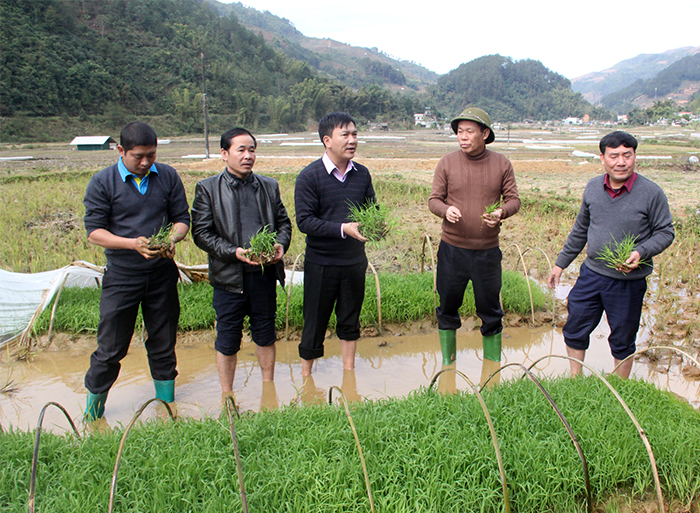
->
<box><xmin>429</xmin><ymin>107</ymin><xmax>520</xmax><ymax>366</ymax></box>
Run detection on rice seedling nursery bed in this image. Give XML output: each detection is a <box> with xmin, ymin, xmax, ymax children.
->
<box><xmin>1</xmin><ymin>377</ymin><xmax>698</xmax><ymax>512</ymax></box>
<box><xmin>33</xmin><ymin>270</ymin><xmax>549</xmax><ymax>335</ymax></box>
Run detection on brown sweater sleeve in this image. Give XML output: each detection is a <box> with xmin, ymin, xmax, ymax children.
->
<box><xmin>499</xmin><ymin>159</ymin><xmax>520</xmax><ymax>220</ymax></box>
<box><xmin>428</xmin><ymin>155</ymin><xmax>450</xmax><ymax>219</ymax></box>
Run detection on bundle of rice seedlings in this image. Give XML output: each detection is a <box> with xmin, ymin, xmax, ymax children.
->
<box><xmin>247</xmin><ymin>226</ymin><xmax>277</xmax><ymax>266</ymax></box>
<box><xmin>481</xmin><ymin>201</ymin><xmax>501</xmax><ymax>228</ymax></box>
<box><xmin>148</xmin><ymin>221</ymin><xmax>173</xmax><ymax>255</ymax></box>
<box><xmin>596</xmin><ymin>233</ymin><xmax>650</xmax><ymax>272</ymax></box>
<box><xmin>348</xmin><ymin>201</ymin><xmax>394</xmax><ymax>243</ymax></box>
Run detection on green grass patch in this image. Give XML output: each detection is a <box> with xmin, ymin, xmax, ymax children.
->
<box><xmin>519</xmin><ymin>192</ymin><xmax>580</xmax><ymax>218</ymax></box>
<box><xmin>1</xmin><ymin>377</ymin><xmax>698</xmax><ymax>512</ymax></box>
<box><xmin>35</xmin><ymin>271</ymin><xmax>547</xmax><ymax>335</ymax></box>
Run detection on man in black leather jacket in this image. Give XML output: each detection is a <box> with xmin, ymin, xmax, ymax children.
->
<box><xmin>192</xmin><ymin>128</ymin><xmax>292</xmax><ymax>394</ymax></box>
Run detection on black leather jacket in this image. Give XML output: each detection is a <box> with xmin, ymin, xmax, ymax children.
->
<box><xmin>191</xmin><ymin>170</ymin><xmax>292</xmax><ymax>293</ymax></box>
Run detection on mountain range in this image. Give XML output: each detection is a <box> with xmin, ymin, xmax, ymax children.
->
<box><xmin>208</xmin><ymin>1</ymin><xmax>698</xmax><ymax>116</ymax></box>
<box><xmin>1</xmin><ymin>0</ymin><xmax>697</xmax><ymax>140</ymax></box>
<box><xmin>571</xmin><ymin>46</ymin><xmax>700</xmax><ymax>104</ymax></box>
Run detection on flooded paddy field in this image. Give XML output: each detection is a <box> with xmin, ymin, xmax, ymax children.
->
<box><xmin>2</xmin><ymin>320</ymin><xmax>698</xmax><ymax>432</ymax></box>
<box><xmin>2</xmin><ymin>123</ymin><xmax>700</xmax><ymax>433</ymax></box>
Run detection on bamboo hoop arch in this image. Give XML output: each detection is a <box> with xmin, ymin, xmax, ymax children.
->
<box><xmin>524</xmin><ymin>355</ymin><xmax>665</xmax><ymax>513</ymax></box>
<box><xmin>477</xmin><ymin>362</ymin><xmax>592</xmax><ymax>513</ymax></box>
<box><xmin>328</xmin><ymin>386</ymin><xmax>376</xmax><ymax>513</ymax></box>
<box><xmin>611</xmin><ymin>345</ymin><xmax>700</xmax><ymax>376</ymax></box>
<box><xmin>108</xmin><ymin>398</ymin><xmax>175</xmax><ymax>513</ymax></box>
<box><xmin>428</xmin><ymin>369</ymin><xmax>510</xmax><ymax>513</ymax></box>
<box><xmin>28</xmin><ymin>402</ymin><xmax>81</xmax><ymax>513</ymax></box>
<box><xmin>366</xmin><ymin>261</ymin><xmax>382</xmax><ymax>335</ymax></box>
<box><xmin>46</xmin><ymin>274</ymin><xmax>69</xmax><ymax>344</ymax></box>
<box><xmin>224</xmin><ymin>396</ymin><xmax>249</xmax><ymax>513</ymax></box>
<box><xmin>421</xmin><ymin>233</ymin><xmax>438</xmax><ymax>323</ymax></box>
<box><xmin>502</xmin><ymin>243</ymin><xmax>535</xmax><ymax>325</ymax></box>
<box><xmin>518</xmin><ymin>246</ymin><xmax>556</xmax><ymax>324</ymax></box>
<box><xmin>285</xmin><ymin>252</ymin><xmax>304</xmax><ymax>341</ymax></box>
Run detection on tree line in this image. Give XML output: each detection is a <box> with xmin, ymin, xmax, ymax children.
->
<box><xmin>0</xmin><ymin>0</ymin><xmax>423</xmax><ymax>135</ymax></box>
<box><xmin>0</xmin><ymin>0</ymin><xmax>607</xmax><ymax>139</ymax></box>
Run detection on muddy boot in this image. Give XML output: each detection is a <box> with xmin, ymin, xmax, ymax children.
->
<box><xmin>153</xmin><ymin>379</ymin><xmax>175</xmax><ymax>403</ymax></box>
<box><xmin>85</xmin><ymin>391</ymin><xmax>108</xmax><ymax>422</ymax></box>
<box><xmin>482</xmin><ymin>333</ymin><xmax>502</xmax><ymax>362</ymax></box>
<box><xmin>439</xmin><ymin>329</ymin><xmax>457</xmax><ymax>366</ymax></box>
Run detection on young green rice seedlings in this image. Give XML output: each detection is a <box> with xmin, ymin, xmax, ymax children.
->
<box><xmin>597</xmin><ymin>233</ymin><xmax>650</xmax><ymax>272</ymax></box>
<box><xmin>348</xmin><ymin>201</ymin><xmax>394</xmax><ymax>243</ymax></box>
<box><xmin>148</xmin><ymin>221</ymin><xmax>173</xmax><ymax>253</ymax></box>
<box><xmin>481</xmin><ymin>201</ymin><xmax>501</xmax><ymax>228</ymax></box>
<box><xmin>247</xmin><ymin>225</ymin><xmax>277</xmax><ymax>267</ymax></box>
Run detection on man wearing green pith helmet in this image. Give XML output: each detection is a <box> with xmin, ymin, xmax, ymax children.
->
<box><xmin>429</xmin><ymin>107</ymin><xmax>520</xmax><ymax>366</ymax></box>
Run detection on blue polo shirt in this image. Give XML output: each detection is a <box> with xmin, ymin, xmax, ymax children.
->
<box><xmin>118</xmin><ymin>157</ymin><xmax>158</xmax><ymax>194</ymax></box>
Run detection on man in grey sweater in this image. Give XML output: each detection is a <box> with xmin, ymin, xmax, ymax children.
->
<box><xmin>548</xmin><ymin>131</ymin><xmax>674</xmax><ymax>378</ymax></box>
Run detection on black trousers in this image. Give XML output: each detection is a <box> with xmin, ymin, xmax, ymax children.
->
<box><xmin>436</xmin><ymin>241</ymin><xmax>503</xmax><ymax>336</ymax></box>
<box><xmin>299</xmin><ymin>260</ymin><xmax>366</xmax><ymax>360</ymax></box>
<box><xmin>85</xmin><ymin>262</ymin><xmax>180</xmax><ymax>394</ymax></box>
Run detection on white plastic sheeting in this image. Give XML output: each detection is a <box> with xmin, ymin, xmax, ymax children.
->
<box><xmin>0</xmin><ymin>261</ymin><xmax>303</xmax><ymax>348</ymax></box>
<box><xmin>0</xmin><ymin>262</ymin><xmax>103</xmax><ymax>348</ymax></box>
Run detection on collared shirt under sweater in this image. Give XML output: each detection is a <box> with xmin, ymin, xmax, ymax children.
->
<box><xmin>83</xmin><ymin>161</ymin><xmax>190</xmax><ymax>272</ymax></box>
<box><xmin>554</xmin><ymin>173</ymin><xmax>674</xmax><ymax>280</ymax></box>
<box><xmin>295</xmin><ymin>158</ymin><xmax>375</xmax><ymax>266</ymax></box>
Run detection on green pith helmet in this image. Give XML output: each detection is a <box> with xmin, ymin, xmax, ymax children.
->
<box><xmin>450</xmin><ymin>107</ymin><xmax>495</xmax><ymax>144</ymax></box>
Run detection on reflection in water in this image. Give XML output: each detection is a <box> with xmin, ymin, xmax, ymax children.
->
<box><xmin>341</xmin><ymin>370</ymin><xmax>361</xmax><ymax>403</ymax></box>
<box><xmin>480</xmin><ymin>359</ymin><xmax>503</xmax><ymax>389</ymax></box>
<box><xmin>2</xmin><ymin>323</ymin><xmax>699</xmax><ymax>433</ymax></box>
<box><xmin>436</xmin><ymin>365</ymin><xmax>457</xmax><ymax>395</ymax></box>
<box><xmin>300</xmin><ymin>375</ymin><xmax>325</xmax><ymax>406</ymax></box>
<box><xmin>260</xmin><ymin>381</ymin><xmax>279</xmax><ymax>411</ymax></box>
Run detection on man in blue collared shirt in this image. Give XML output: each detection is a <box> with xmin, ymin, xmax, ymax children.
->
<box><xmin>83</xmin><ymin>122</ymin><xmax>190</xmax><ymax>420</ymax></box>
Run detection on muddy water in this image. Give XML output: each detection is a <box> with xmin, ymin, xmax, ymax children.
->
<box><xmin>1</xmin><ymin>323</ymin><xmax>699</xmax><ymax>433</ymax></box>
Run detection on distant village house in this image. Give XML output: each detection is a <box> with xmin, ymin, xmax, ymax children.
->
<box><xmin>69</xmin><ymin>136</ymin><xmax>116</xmax><ymax>151</ymax></box>
<box><xmin>414</xmin><ymin>108</ymin><xmax>437</xmax><ymax>128</ymax></box>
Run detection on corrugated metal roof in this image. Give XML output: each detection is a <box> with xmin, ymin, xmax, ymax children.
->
<box><xmin>69</xmin><ymin>136</ymin><xmax>116</xmax><ymax>145</ymax></box>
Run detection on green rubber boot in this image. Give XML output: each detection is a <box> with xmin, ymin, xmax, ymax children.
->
<box><xmin>483</xmin><ymin>333</ymin><xmax>502</xmax><ymax>362</ymax></box>
<box><xmin>85</xmin><ymin>391</ymin><xmax>108</xmax><ymax>421</ymax></box>
<box><xmin>154</xmin><ymin>379</ymin><xmax>175</xmax><ymax>403</ymax></box>
<box><xmin>439</xmin><ymin>329</ymin><xmax>457</xmax><ymax>366</ymax></box>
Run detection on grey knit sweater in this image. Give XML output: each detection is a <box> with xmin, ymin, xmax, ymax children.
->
<box><xmin>555</xmin><ymin>174</ymin><xmax>674</xmax><ymax>280</ymax></box>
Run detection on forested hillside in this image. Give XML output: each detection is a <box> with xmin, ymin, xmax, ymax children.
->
<box><xmin>205</xmin><ymin>0</ymin><xmax>439</xmax><ymax>91</ymax></box>
<box><xmin>0</xmin><ymin>0</ymin><xmax>422</xmax><ymax>136</ymax></box>
<box><xmin>601</xmin><ymin>52</ymin><xmax>700</xmax><ymax>113</ymax></box>
<box><xmin>1</xmin><ymin>0</ymin><xmax>607</xmax><ymax>142</ymax></box>
<box><xmin>430</xmin><ymin>55</ymin><xmax>595</xmax><ymax>121</ymax></box>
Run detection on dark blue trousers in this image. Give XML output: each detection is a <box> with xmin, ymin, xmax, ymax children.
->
<box><xmin>563</xmin><ymin>263</ymin><xmax>647</xmax><ymax>360</ymax></box>
<box><xmin>212</xmin><ymin>270</ymin><xmax>277</xmax><ymax>356</ymax></box>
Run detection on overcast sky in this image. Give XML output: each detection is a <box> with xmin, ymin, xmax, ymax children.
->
<box><xmin>226</xmin><ymin>0</ymin><xmax>699</xmax><ymax>79</ymax></box>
